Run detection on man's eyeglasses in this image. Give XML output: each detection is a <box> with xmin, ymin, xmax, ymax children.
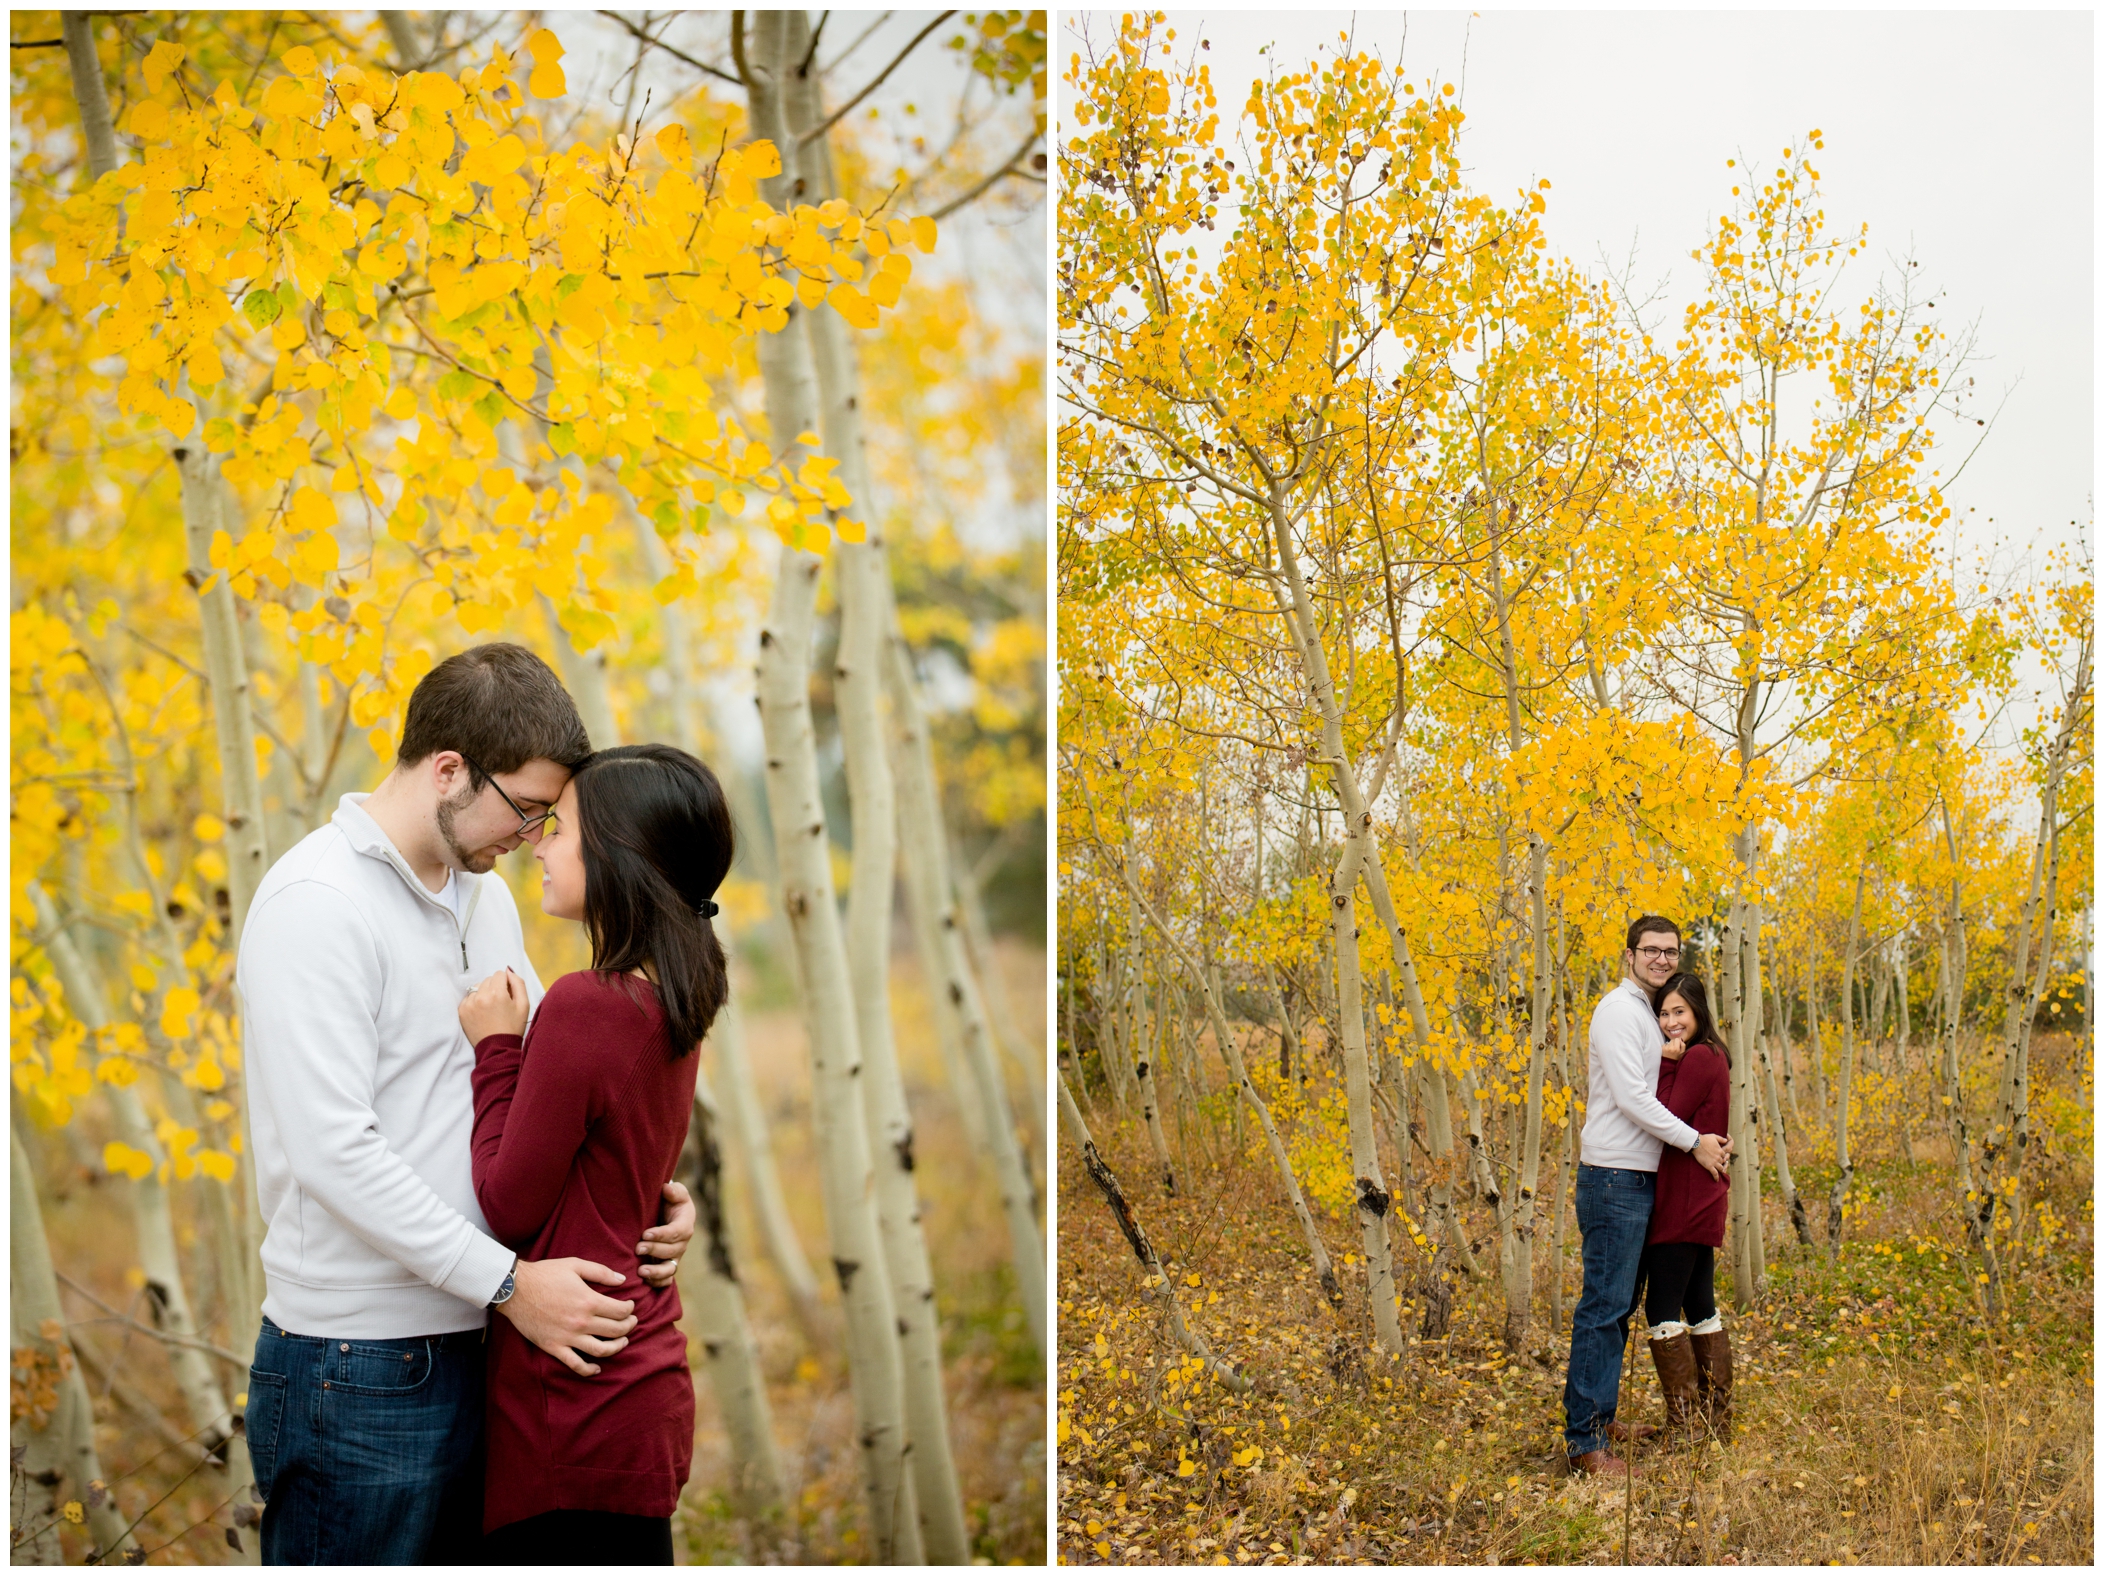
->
<box><xmin>458</xmin><ymin>753</ymin><xmax>554</xmax><ymax>843</ymax></box>
<box><xmin>1634</xmin><ymin>945</ymin><xmax>1681</xmax><ymax>963</ymax></box>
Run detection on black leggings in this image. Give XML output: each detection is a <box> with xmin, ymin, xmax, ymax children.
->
<box><xmin>482</xmin><ymin>1510</ymin><xmax>674</xmax><ymax>1566</ymax></box>
<box><xmin>1639</xmin><ymin>1241</ymin><xmax>1717</xmax><ymax>1328</ymax></box>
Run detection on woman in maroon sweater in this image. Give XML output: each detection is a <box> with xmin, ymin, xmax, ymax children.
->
<box><xmin>458</xmin><ymin>744</ymin><xmax>732</xmax><ymax>1564</ymax></box>
<box><xmin>1639</xmin><ymin>972</ymin><xmax>1734</xmax><ymax>1442</ymax></box>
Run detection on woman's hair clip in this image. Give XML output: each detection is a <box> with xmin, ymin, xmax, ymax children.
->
<box><xmin>696</xmin><ymin>899</ymin><xmax>720</xmax><ymax>919</ymax></box>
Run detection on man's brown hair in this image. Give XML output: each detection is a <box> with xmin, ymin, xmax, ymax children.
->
<box><xmin>1624</xmin><ymin>914</ymin><xmax>1681</xmax><ymax>953</ymax></box>
<box><xmin>396</xmin><ymin>643</ymin><xmax>591</xmax><ymax>780</ymax></box>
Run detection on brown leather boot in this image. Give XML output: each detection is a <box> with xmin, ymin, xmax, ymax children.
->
<box><xmin>1647</xmin><ymin>1331</ymin><xmax>1700</xmax><ymax>1436</ymax></box>
<box><xmin>1566</xmin><ymin>1448</ymin><xmax>1640</xmax><ymax>1479</ymax></box>
<box><xmin>1690</xmin><ymin>1325</ymin><xmax>1734</xmax><ymax>1439</ymax></box>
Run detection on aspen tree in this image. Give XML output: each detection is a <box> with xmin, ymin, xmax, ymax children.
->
<box><xmin>781</xmin><ymin>16</ymin><xmax>972</xmax><ymax>1554</ymax></box>
<box><xmin>1057</xmin><ymin>1071</ymin><xmax>1252</xmax><ymax>1394</ymax></box>
<box><xmin>887</xmin><ymin>602</ymin><xmax>1051</xmax><ymax>1357</ymax></box>
<box><xmin>744</xmin><ymin>11</ymin><xmax>918</xmax><ymax>1556</ymax></box>
<box><xmin>1088</xmin><ymin>812</ymin><xmax>1342</xmax><ymax>1309</ymax></box>
<box><xmin>679</xmin><ymin>1073</ymin><xmax>787</xmax><ymax>1524</ymax></box>
<box><xmin>28</xmin><ymin>885</ymin><xmax>237</xmax><ymax>1468</ymax></box>
<box><xmin>12</xmin><ymin>1122</ymin><xmax>137</xmax><ymax>1563</ymax></box>
<box><xmin>1827</xmin><ymin>868</ymin><xmax>1868</xmax><ymax>1256</ymax></box>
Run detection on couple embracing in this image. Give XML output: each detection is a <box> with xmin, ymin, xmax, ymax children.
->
<box><xmin>236</xmin><ymin>643</ymin><xmax>735</xmax><ymax>1564</ymax></box>
<box><xmin>1563</xmin><ymin>914</ymin><xmax>1738</xmax><ymax>1478</ymax></box>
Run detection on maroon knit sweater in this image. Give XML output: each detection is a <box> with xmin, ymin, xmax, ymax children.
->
<box><xmin>1647</xmin><ymin>1043</ymin><xmax>1730</xmax><ymax>1248</ymax></box>
<box><xmin>470</xmin><ymin>971</ymin><xmax>698</xmax><ymax>1535</ymax></box>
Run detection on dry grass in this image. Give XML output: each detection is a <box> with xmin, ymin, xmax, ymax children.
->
<box><xmin>1055</xmin><ymin>1036</ymin><xmax>2092</xmax><ymax>1566</ymax></box>
<box><xmin>22</xmin><ymin>941</ymin><xmax>1046</xmax><ymax>1565</ymax></box>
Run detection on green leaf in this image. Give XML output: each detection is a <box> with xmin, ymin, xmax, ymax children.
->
<box><xmin>242</xmin><ymin>289</ymin><xmax>282</xmax><ymax>329</ymax></box>
<box><xmin>277</xmin><ymin>278</ymin><xmax>303</xmax><ymax>314</ymax></box>
<box><xmin>435</xmin><ymin>368</ymin><xmax>478</xmax><ymax>402</ymax></box>
<box><xmin>555</xmin><ymin>274</ymin><xmax>586</xmax><ymax>300</ymax></box>
<box><xmin>547</xmin><ymin>422</ymin><xmax>577</xmax><ymax>454</ymax></box>
<box><xmin>473</xmin><ymin>390</ymin><xmax>506</xmax><ymax>427</ymax></box>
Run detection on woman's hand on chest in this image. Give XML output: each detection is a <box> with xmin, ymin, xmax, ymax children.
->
<box><xmin>461</xmin><ymin>967</ymin><xmax>530</xmax><ymax>1044</ymax></box>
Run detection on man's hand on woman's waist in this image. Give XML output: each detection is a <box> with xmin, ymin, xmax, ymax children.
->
<box><xmin>495</xmin><ymin>1257</ymin><xmax>637</xmax><ymax>1376</ymax></box>
<box><xmin>636</xmin><ymin>1180</ymin><xmax>694</xmax><ymax>1288</ymax></box>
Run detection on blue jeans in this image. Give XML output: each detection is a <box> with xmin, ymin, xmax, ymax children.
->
<box><xmin>245</xmin><ymin>1316</ymin><xmax>486</xmax><ymax>1564</ymax></box>
<box><xmin>1563</xmin><ymin>1164</ymin><xmax>1655</xmax><ymax>1457</ymax></box>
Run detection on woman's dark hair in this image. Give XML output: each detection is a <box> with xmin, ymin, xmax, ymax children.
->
<box><xmin>570</xmin><ymin>744</ymin><xmax>734</xmax><ymax>1057</ymax></box>
<box><xmin>1653</xmin><ymin>971</ymin><xmax>1730</xmax><ymax>1068</ymax></box>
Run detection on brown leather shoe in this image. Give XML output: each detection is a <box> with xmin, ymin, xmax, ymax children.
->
<box><xmin>1648</xmin><ymin>1331</ymin><xmax>1700</xmax><ymax>1434</ymax></box>
<box><xmin>1690</xmin><ymin>1326</ymin><xmax>1734</xmax><ymax>1440</ymax></box>
<box><xmin>1567</xmin><ymin>1448</ymin><xmax>1640</xmax><ymax>1479</ymax></box>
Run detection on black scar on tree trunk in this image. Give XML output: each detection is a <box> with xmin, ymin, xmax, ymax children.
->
<box><xmin>1078</xmin><ymin>1137</ymin><xmax>1159</xmax><ymax>1271</ymax></box>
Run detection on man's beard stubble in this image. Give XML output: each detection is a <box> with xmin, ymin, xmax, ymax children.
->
<box><xmin>434</xmin><ymin>782</ymin><xmax>500</xmax><ymax>874</ymax></box>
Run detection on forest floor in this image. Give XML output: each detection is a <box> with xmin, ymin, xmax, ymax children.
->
<box><xmin>1056</xmin><ymin>1035</ymin><xmax>2092</xmax><ymax>1566</ymax></box>
<box><xmin>24</xmin><ymin>939</ymin><xmax>1047</xmax><ymax>1566</ymax></box>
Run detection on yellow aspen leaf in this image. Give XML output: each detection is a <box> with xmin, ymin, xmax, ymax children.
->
<box><xmin>287</xmin><ymin>489</ymin><xmax>336</xmax><ymax>540</ymax></box>
<box><xmin>292</xmin><ymin>532</ymin><xmax>340</xmax><ymax>584</ymax></box>
<box><xmin>1176</xmin><ymin>1458</ymin><xmax>1197</xmax><ymax>1477</ymax></box>
<box><xmin>128</xmin><ymin>99</ymin><xmax>169</xmax><ymax>140</ymax></box>
<box><xmin>908</xmin><ymin>214</ymin><xmax>938</xmax><ymax>253</ymax></box>
<box><xmin>655</xmin><ymin>123</ymin><xmax>690</xmax><ymax>161</ymax></box>
<box><xmin>161</xmin><ymin>399</ymin><xmax>196</xmax><ymax>438</ymax></box>
<box><xmin>529</xmin><ymin>61</ymin><xmax>568</xmax><ymax>99</ymax></box>
<box><xmin>160</xmin><ymin>987</ymin><xmax>202</xmax><ymax>1040</ymax></box>
<box><xmin>384</xmin><ymin>386</ymin><xmax>418</xmax><ymax>420</ymax></box>
<box><xmin>141</xmin><ymin>40</ymin><xmax>185</xmax><ymax>93</ymax></box>
<box><xmin>103</xmin><ymin>1142</ymin><xmax>155</xmax><ymax>1181</ymax></box>
<box><xmin>280</xmin><ymin>44</ymin><xmax>319</xmax><ymax>76</ymax></box>
<box><xmin>271</xmin><ymin>315</ymin><xmax>308</xmax><ymax>351</ymax></box>
<box><xmin>191</xmin><ymin>1056</ymin><xmax>226</xmax><ymax>1092</ymax></box>
<box><xmin>827</xmin><ymin>283</ymin><xmax>879</xmax><ymax>330</ymax></box>
<box><xmin>129</xmin><ymin>965</ymin><xmax>157</xmax><ymax>992</ymax></box>
<box><xmin>198</xmin><ymin>1150</ymin><xmax>237</xmax><ymax>1183</ymax></box>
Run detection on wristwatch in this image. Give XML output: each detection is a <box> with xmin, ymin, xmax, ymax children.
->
<box><xmin>489</xmin><ymin>1259</ymin><xmax>518</xmax><ymax>1308</ymax></box>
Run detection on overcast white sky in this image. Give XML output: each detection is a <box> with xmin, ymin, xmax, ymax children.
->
<box><xmin>1061</xmin><ymin>6</ymin><xmax>2091</xmax><ymax>743</ymax></box>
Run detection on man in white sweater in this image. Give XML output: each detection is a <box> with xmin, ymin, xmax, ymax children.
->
<box><xmin>1562</xmin><ymin>915</ymin><xmax>1731</xmax><ymax>1479</ymax></box>
<box><xmin>236</xmin><ymin>644</ymin><xmax>695</xmax><ymax>1563</ymax></box>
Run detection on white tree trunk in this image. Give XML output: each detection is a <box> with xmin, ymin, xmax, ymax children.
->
<box><xmin>1112</xmin><ymin>860</ymin><xmax>1342</xmax><ymax>1308</ymax></box>
<box><xmin>746</xmin><ymin>15</ymin><xmax>917</xmax><ymax>1554</ymax></box>
<box><xmin>708</xmin><ymin>990</ymin><xmax>827</xmax><ymax>1352</ymax></box>
<box><xmin>31</xmin><ymin>886</ymin><xmax>236</xmax><ymax>1465</ymax></box>
<box><xmin>1057</xmin><ymin>1071</ymin><xmax>1252</xmax><ymax>1394</ymax></box>
<box><xmin>1330</xmin><ymin>847</ymin><xmax>1404</xmax><ymax>1355</ymax></box>
<box><xmin>13</xmin><ymin>1118</ymin><xmax>137</xmax><ymax>1562</ymax></box>
<box><xmin>794</xmin><ymin>64</ymin><xmax>971</xmax><ymax>1540</ymax></box>
<box><xmin>680</xmin><ymin>1073</ymin><xmax>788</xmax><ymax>1524</ymax></box>
<box><xmin>638</xmin><ymin>521</ymin><xmax>830</xmax><ymax>1355</ymax></box>
<box><xmin>1827</xmin><ymin>870</ymin><xmax>1867</xmax><ymax>1258</ymax></box>
<box><xmin>885</xmin><ymin>612</ymin><xmax>1049</xmax><ymax>1359</ymax></box>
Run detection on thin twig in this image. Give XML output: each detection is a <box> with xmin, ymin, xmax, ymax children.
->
<box><xmin>795</xmin><ymin>10</ymin><xmax>956</xmax><ymax>146</ymax></box>
<box><xmin>927</xmin><ymin>123</ymin><xmax>1042</xmax><ymax>222</ymax></box>
<box><xmin>55</xmin><ymin>1272</ymin><xmax>252</xmax><ymax>1367</ymax></box>
<box><xmin>595</xmin><ymin>10</ymin><xmax>741</xmax><ymax>86</ymax></box>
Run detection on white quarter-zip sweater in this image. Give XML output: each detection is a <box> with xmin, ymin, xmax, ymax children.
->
<box><xmin>1579</xmin><ymin>976</ymin><xmax>1701</xmax><ymax>1170</ymax></box>
<box><xmin>237</xmin><ymin>793</ymin><xmax>543</xmax><ymax>1338</ymax></box>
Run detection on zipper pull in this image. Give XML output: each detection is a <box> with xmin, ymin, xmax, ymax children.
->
<box><xmin>461</xmin><ymin>937</ymin><xmax>469</xmax><ymax>972</ymax></box>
